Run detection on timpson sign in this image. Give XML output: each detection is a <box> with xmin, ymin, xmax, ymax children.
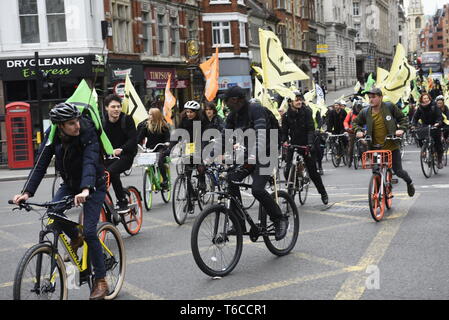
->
<box><xmin>0</xmin><ymin>55</ymin><xmax>105</xmax><ymax>81</ymax></box>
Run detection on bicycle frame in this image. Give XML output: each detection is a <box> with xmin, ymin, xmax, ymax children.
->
<box><xmin>286</xmin><ymin>146</ymin><xmax>308</xmax><ymax>194</ymax></box>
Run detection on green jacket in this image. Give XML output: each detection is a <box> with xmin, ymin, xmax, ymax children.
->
<box><xmin>353</xmin><ymin>102</ymin><xmax>409</xmax><ymax>148</ymax></box>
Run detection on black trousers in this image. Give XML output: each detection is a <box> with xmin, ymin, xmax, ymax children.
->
<box><xmin>391</xmin><ymin>149</ymin><xmax>412</xmax><ymax>184</ymax></box>
<box><xmin>285</xmin><ymin>148</ymin><xmax>327</xmax><ymax>195</ymax></box>
<box><xmin>105</xmin><ymin>155</ymin><xmax>133</xmax><ymax>201</ymax></box>
<box><xmin>227</xmin><ymin>165</ymin><xmax>283</xmax><ymax>229</ymax></box>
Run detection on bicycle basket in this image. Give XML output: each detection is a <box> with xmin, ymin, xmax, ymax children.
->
<box><xmin>134</xmin><ymin>152</ymin><xmax>160</xmax><ymax>166</ymax></box>
<box><xmin>416</xmin><ymin>128</ymin><xmax>429</xmax><ymax>140</ymax></box>
<box><xmin>362</xmin><ymin>150</ymin><xmax>392</xmax><ymax>169</ymax></box>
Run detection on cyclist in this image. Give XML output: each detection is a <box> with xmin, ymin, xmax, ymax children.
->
<box><xmin>344</xmin><ymin>100</ymin><xmax>364</xmax><ymax>167</ymax></box>
<box><xmin>103</xmin><ymin>94</ymin><xmax>138</xmax><ymax>213</ymax></box>
<box><xmin>137</xmin><ymin>108</ymin><xmax>171</xmax><ymax>189</ymax></box>
<box><xmin>12</xmin><ymin>103</ymin><xmax>109</xmax><ymax>300</ymax></box>
<box><xmin>281</xmin><ymin>92</ymin><xmax>329</xmax><ymax>204</ymax></box>
<box><xmin>354</xmin><ymin>87</ymin><xmax>415</xmax><ymax>197</ymax></box>
<box><xmin>435</xmin><ymin>95</ymin><xmax>449</xmax><ymax>141</ymax></box>
<box><xmin>203</xmin><ymin>101</ymin><xmax>225</xmax><ymax>132</ymax></box>
<box><xmin>327</xmin><ymin>100</ymin><xmax>348</xmax><ymax>158</ymax></box>
<box><xmin>175</xmin><ymin>100</ymin><xmax>207</xmax><ymax>213</ymax></box>
<box><xmin>222</xmin><ymin>85</ymin><xmax>288</xmax><ymax>240</ymax></box>
<box><xmin>411</xmin><ymin>92</ymin><xmax>444</xmax><ymax>169</ymax></box>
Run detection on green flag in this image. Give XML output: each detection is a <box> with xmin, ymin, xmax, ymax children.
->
<box><xmin>46</xmin><ymin>79</ymin><xmax>114</xmax><ymax>155</ymax></box>
<box><xmin>216</xmin><ymin>99</ymin><xmax>225</xmax><ymax>119</ymax></box>
<box><xmin>362</xmin><ymin>73</ymin><xmax>376</xmax><ymax>94</ymax></box>
<box><xmin>411</xmin><ymin>79</ymin><xmax>421</xmax><ymax>102</ymax></box>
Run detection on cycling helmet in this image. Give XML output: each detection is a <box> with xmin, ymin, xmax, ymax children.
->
<box><xmin>436</xmin><ymin>95</ymin><xmax>444</xmax><ymax>102</ymax></box>
<box><xmin>49</xmin><ymin>103</ymin><xmax>81</xmax><ymax>124</ymax></box>
<box><xmin>184</xmin><ymin>100</ymin><xmax>201</xmax><ymax>111</ymax></box>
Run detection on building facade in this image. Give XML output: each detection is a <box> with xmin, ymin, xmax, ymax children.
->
<box><xmin>407</xmin><ymin>0</ymin><xmax>424</xmax><ymax>60</ymax></box>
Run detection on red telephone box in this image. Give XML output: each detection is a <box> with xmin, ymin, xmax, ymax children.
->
<box><xmin>5</xmin><ymin>102</ymin><xmax>34</xmax><ymax>169</ymax></box>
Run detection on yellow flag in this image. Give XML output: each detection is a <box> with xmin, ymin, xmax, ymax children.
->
<box><xmin>381</xmin><ymin>44</ymin><xmax>416</xmax><ymax>104</ymax></box>
<box><xmin>163</xmin><ymin>74</ymin><xmax>176</xmax><ymax>125</ymax></box>
<box><xmin>273</xmin><ymin>83</ymin><xmax>296</xmax><ymax>100</ymax></box>
<box><xmin>376</xmin><ymin>67</ymin><xmax>389</xmax><ymax>87</ymax></box>
<box><xmin>259</xmin><ymin>28</ymin><xmax>309</xmax><ymax>88</ymax></box>
<box><xmin>122</xmin><ymin>75</ymin><xmax>149</xmax><ymax>127</ymax></box>
<box><xmin>354</xmin><ymin>81</ymin><xmax>361</xmax><ymax>93</ymax></box>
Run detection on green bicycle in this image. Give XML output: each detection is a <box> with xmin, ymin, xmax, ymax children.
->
<box><xmin>136</xmin><ymin>143</ymin><xmax>172</xmax><ymax>211</ymax></box>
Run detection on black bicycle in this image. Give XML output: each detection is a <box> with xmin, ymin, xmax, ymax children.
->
<box><xmin>417</xmin><ymin>125</ymin><xmax>440</xmax><ymax>178</ymax></box>
<box><xmin>9</xmin><ymin>196</ymin><xmax>125</xmax><ymax>300</ymax></box>
<box><xmin>190</xmin><ymin>165</ymin><xmax>299</xmax><ymax>277</ymax></box>
<box><xmin>285</xmin><ymin>144</ymin><xmax>310</xmax><ymax>205</ymax></box>
<box><xmin>328</xmin><ymin>133</ymin><xmax>348</xmax><ymax>167</ymax></box>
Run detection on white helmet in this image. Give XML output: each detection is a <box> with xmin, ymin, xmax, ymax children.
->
<box><xmin>184</xmin><ymin>100</ymin><xmax>201</xmax><ymax>110</ymax></box>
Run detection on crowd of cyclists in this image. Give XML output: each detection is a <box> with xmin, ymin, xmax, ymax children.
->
<box><xmin>11</xmin><ymin>74</ymin><xmax>449</xmax><ymax>299</ymax></box>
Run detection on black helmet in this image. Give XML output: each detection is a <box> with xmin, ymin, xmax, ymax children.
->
<box><xmin>49</xmin><ymin>103</ymin><xmax>81</xmax><ymax>124</ymax></box>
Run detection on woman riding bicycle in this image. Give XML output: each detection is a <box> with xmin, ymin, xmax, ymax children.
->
<box><xmin>12</xmin><ymin>103</ymin><xmax>109</xmax><ymax>300</ymax></box>
<box><xmin>137</xmin><ymin>108</ymin><xmax>171</xmax><ymax>189</ymax></box>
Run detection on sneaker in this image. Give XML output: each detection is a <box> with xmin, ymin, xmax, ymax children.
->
<box><xmin>160</xmin><ymin>181</ymin><xmax>169</xmax><ymax>190</ymax></box>
<box><xmin>438</xmin><ymin>162</ymin><xmax>444</xmax><ymax>169</ymax></box>
<box><xmin>116</xmin><ymin>198</ymin><xmax>129</xmax><ymax>214</ymax></box>
<box><xmin>274</xmin><ymin>216</ymin><xmax>289</xmax><ymax>241</ymax></box>
<box><xmin>407</xmin><ymin>183</ymin><xmax>415</xmax><ymax>197</ymax></box>
<box><xmin>321</xmin><ymin>192</ymin><xmax>329</xmax><ymax>205</ymax></box>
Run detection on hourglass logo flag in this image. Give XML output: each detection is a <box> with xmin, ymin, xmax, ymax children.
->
<box><xmin>163</xmin><ymin>74</ymin><xmax>176</xmax><ymax>125</ymax></box>
<box><xmin>123</xmin><ymin>75</ymin><xmax>148</xmax><ymax>127</ymax></box>
<box><xmin>200</xmin><ymin>47</ymin><xmax>219</xmax><ymax>102</ymax></box>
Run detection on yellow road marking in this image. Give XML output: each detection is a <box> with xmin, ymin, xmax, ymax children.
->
<box><xmin>122</xmin><ymin>281</ymin><xmax>165</xmax><ymax>300</ymax></box>
<box><xmin>334</xmin><ymin>194</ymin><xmax>419</xmax><ymax>300</ymax></box>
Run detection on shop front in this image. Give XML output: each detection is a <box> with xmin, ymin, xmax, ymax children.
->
<box><xmin>0</xmin><ymin>54</ymin><xmax>106</xmax><ymax>155</ymax></box>
<box><xmin>108</xmin><ymin>60</ymin><xmax>144</xmax><ymax>98</ymax></box>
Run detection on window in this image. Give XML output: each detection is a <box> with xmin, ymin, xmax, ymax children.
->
<box><xmin>353</xmin><ymin>2</ymin><xmax>360</xmax><ymax>16</ymax></box>
<box><xmin>212</xmin><ymin>21</ymin><xmax>231</xmax><ymax>46</ymax></box>
<box><xmin>158</xmin><ymin>14</ymin><xmax>167</xmax><ymax>55</ymax></box>
<box><xmin>19</xmin><ymin>0</ymin><xmax>40</xmax><ymax>43</ymax></box>
<box><xmin>46</xmin><ymin>0</ymin><xmax>66</xmax><ymax>42</ymax></box>
<box><xmin>142</xmin><ymin>11</ymin><xmax>152</xmax><ymax>54</ymax></box>
<box><xmin>239</xmin><ymin>22</ymin><xmax>246</xmax><ymax>46</ymax></box>
<box><xmin>277</xmin><ymin>0</ymin><xmax>286</xmax><ymax>9</ymax></box>
<box><xmin>286</xmin><ymin>0</ymin><xmax>292</xmax><ymax>13</ymax></box>
<box><xmin>113</xmin><ymin>2</ymin><xmax>132</xmax><ymax>53</ymax></box>
<box><xmin>188</xmin><ymin>19</ymin><xmax>197</xmax><ymax>39</ymax></box>
<box><xmin>415</xmin><ymin>17</ymin><xmax>421</xmax><ymax>29</ymax></box>
<box><xmin>170</xmin><ymin>17</ymin><xmax>179</xmax><ymax>56</ymax></box>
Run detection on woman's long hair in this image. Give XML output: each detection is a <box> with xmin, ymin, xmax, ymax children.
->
<box><xmin>146</xmin><ymin>108</ymin><xmax>168</xmax><ymax>133</ymax></box>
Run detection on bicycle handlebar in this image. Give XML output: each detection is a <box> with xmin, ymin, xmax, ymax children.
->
<box><xmin>138</xmin><ymin>142</ymin><xmax>169</xmax><ymax>153</ymax></box>
<box><xmin>8</xmin><ymin>195</ymin><xmax>75</xmax><ymax>212</ymax></box>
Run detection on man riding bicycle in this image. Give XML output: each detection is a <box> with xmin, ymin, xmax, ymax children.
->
<box><xmin>103</xmin><ymin>94</ymin><xmax>137</xmax><ymax>213</ymax></box>
<box><xmin>281</xmin><ymin>92</ymin><xmax>328</xmax><ymax>204</ymax></box>
<box><xmin>12</xmin><ymin>103</ymin><xmax>109</xmax><ymax>300</ymax></box>
<box><xmin>344</xmin><ymin>100</ymin><xmax>364</xmax><ymax>167</ymax></box>
<box><xmin>222</xmin><ymin>86</ymin><xmax>288</xmax><ymax>241</ymax></box>
<box><xmin>353</xmin><ymin>87</ymin><xmax>415</xmax><ymax>197</ymax></box>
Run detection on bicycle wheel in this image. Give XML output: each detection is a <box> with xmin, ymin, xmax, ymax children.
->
<box><xmin>444</xmin><ymin>145</ymin><xmax>448</xmax><ymax>167</ymax></box>
<box><xmin>97</xmin><ymin>222</ymin><xmax>126</xmax><ymax>300</ymax></box>
<box><xmin>191</xmin><ymin>204</ymin><xmax>243</xmax><ymax>277</ymax></box>
<box><xmin>172</xmin><ymin>175</ymin><xmax>189</xmax><ymax>225</ymax></box>
<box><xmin>13</xmin><ymin>243</ymin><xmax>67</xmax><ymax>300</ymax></box>
<box><xmin>143</xmin><ymin>167</ymin><xmax>153</xmax><ymax>211</ymax></box>
<box><xmin>420</xmin><ymin>145</ymin><xmax>432</xmax><ymax>178</ymax></box>
<box><xmin>161</xmin><ymin>164</ymin><xmax>171</xmax><ymax>203</ymax></box>
<box><xmin>432</xmin><ymin>148</ymin><xmax>440</xmax><ymax>175</ymax></box>
<box><xmin>368</xmin><ymin>173</ymin><xmax>385</xmax><ymax>222</ymax></box>
<box><xmin>385</xmin><ymin>169</ymin><xmax>393</xmax><ymax>210</ymax></box>
<box><xmin>122</xmin><ymin>186</ymin><xmax>143</xmax><ymax>235</ymax></box>
<box><xmin>261</xmin><ymin>190</ymin><xmax>300</xmax><ymax>256</ymax></box>
<box><xmin>331</xmin><ymin>144</ymin><xmax>341</xmax><ymax>167</ymax></box>
<box><xmin>241</xmin><ymin>175</ymin><xmax>256</xmax><ymax>210</ymax></box>
<box><xmin>199</xmin><ymin>172</ymin><xmax>215</xmax><ymax>206</ymax></box>
<box><xmin>298</xmin><ymin>170</ymin><xmax>309</xmax><ymax>205</ymax></box>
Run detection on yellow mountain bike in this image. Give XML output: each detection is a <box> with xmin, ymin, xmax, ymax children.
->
<box><xmin>9</xmin><ymin>196</ymin><xmax>126</xmax><ymax>300</ymax></box>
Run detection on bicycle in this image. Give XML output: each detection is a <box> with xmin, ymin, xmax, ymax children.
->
<box><xmin>9</xmin><ymin>196</ymin><xmax>126</xmax><ymax>300</ymax></box>
<box><xmin>190</xmin><ymin>165</ymin><xmax>299</xmax><ymax>277</ymax></box>
<box><xmin>135</xmin><ymin>143</ymin><xmax>171</xmax><ymax>211</ymax></box>
<box><xmin>441</xmin><ymin>128</ymin><xmax>448</xmax><ymax>167</ymax></box>
<box><xmin>417</xmin><ymin>125</ymin><xmax>440</xmax><ymax>178</ymax></box>
<box><xmin>328</xmin><ymin>133</ymin><xmax>348</xmax><ymax>167</ymax></box>
<box><xmin>352</xmin><ymin>138</ymin><xmax>367</xmax><ymax>170</ymax></box>
<box><xmin>100</xmin><ymin>171</ymin><xmax>143</xmax><ymax>236</ymax></box>
<box><xmin>361</xmin><ymin>135</ymin><xmax>400</xmax><ymax>222</ymax></box>
<box><xmin>284</xmin><ymin>144</ymin><xmax>310</xmax><ymax>205</ymax></box>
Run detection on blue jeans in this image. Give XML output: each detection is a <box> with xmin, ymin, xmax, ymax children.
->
<box><xmin>53</xmin><ymin>183</ymin><xmax>107</xmax><ymax>279</ymax></box>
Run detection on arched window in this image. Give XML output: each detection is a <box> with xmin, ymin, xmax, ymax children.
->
<box><xmin>415</xmin><ymin>17</ymin><xmax>421</xmax><ymax>29</ymax></box>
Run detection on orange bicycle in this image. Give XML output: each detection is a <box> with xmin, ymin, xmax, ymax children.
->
<box><xmin>361</xmin><ymin>136</ymin><xmax>400</xmax><ymax>222</ymax></box>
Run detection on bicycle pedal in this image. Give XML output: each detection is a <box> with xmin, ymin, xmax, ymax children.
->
<box><xmin>391</xmin><ymin>178</ymin><xmax>399</xmax><ymax>184</ymax></box>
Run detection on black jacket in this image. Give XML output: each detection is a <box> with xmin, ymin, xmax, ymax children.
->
<box><xmin>23</xmin><ymin>117</ymin><xmax>105</xmax><ymax>196</ymax></box>
<box><xmin>136</xmin><ymin>120</ymin><xmax>170</xmax><ymax>151</ymax></box>
<box><xmin>327</xmin><ymin>109</ymin><xmax>347</xmax><ymax>134</ymax></box>
<box><xmin>412</xmin><ymin>103</ymin><xmax>442</xmax><ymax>127</ymax></box>
<box><xmin>204</xmin><ymin>115</ymin><xmax>225</xmax><ymax>132</ymax></box>
<box><xmin>103</xmin><ymin>113</ymin><xmax>137</xmax><ymax>157</ymax></box>
<box><xmin>281</xmin><ymin>106</ymin><xmax>315</xmax><ymax>146</ymax></box>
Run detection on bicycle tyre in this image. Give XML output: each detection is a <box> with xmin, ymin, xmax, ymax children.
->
<box><xmin>432</xmin><ymin>150</ymin><xmax>440</xmax><ymax>175</ymax></box>
<box><xmin>97</xmin><ymin>222</ymin><xmax>126</xmax><ymax>300</ymax></box>
<box><xmin>385</xmin><ymin>169</ymin><xmax>393</xmax><ymax>210</ymax></box>
<box><xmin>143</xmin><ymin>168</ymin><xmax>153</xmax><ymax>211</ymax></box>
<box><xmin>261</xmin><ymin>190</ymin><xmax>300</xmax><ymax>256</ymax></box>
<box><xmin>172</xmin><ymin>175</ymin><xmax>189</xmax><ymax>225</ymax></box>
<box><xmin>420</xmin><ymin>145</ymin><xmax>432</xmax><ymax>178</ymax></box>
<box><xmin>298</xmin><ymin>170</ymin><xmax>309</xmax><ymax>205</ymax></box>
<box><xmin>368</xmin><ymin>173</ymin><xmax>385</xmax><ymax>222</ymax></box>
<box><xmin>444</xmin><ymin>146</ymin><xmax>448</xmax><ymax>167</ymax></box>
<box><xmin>13</xmin><ymin>243</ymin><xmax>68</xmax><ymax>300</ymax></box>
<box><xmin>191</xmin><ymin>204</ymin><xmax>243</xmax><ymax>277</ymax></box>
<box><xmin>122</xmin><ymin>186</ymin><xmax>143</xmax><ymax>235</ymax></box>
<box><xmin>161</xmin><ymin>165</ymin><xmax>171</xmax><ymax>203</ymax></box>
<box><xmin>331</xmin><ymin>144</ymin><xmax>341</xmax><ymax>167</ymax></box>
